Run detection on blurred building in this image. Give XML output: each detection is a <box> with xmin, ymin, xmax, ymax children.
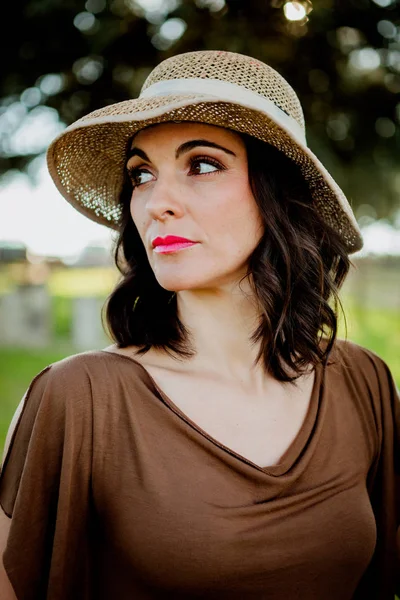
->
<box><xmin>66</xmin><ymin>244</ymin><xmax>114</xmax><ymax>267</ymax></box>
<box><xmin>0</xmin><ymin>241</ymin><xmax>27</xmax><ymax>263</ymax></box>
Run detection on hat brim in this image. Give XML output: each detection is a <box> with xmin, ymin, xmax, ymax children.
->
<box><xmin>47</xmin><ymin>93</ymin><xmax>363</xmax><ymax>253</ymax></box>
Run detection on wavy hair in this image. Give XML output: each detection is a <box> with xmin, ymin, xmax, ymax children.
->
<box><xmin>104</xmin><ymin>131</ymin><xmax>351</xmax><ymax>382</ymax></box>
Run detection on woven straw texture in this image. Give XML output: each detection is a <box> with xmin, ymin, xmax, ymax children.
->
<box><xmin>47</xmin><ymin>50</ymin><xmax>363</xmax><ymax>253</ymax></box>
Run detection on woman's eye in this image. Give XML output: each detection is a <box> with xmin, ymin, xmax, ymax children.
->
<box><xmin>190</xmin><ymin>158</ymin><xmax>224</xmax><ymax>176</ymax></box>
<box><xmin>197</xmin><ymin>161</ymin><xmax>218</xmax><ymax>174</ymax></box>
<box><xmin>128</xmin><ymin>168</ymin><xmax>153</xmax><ymax>188</ymax></box>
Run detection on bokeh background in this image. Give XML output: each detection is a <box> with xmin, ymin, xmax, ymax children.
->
<box><xmin>0</xmin><ymin>0</ymin><xmax>399</xmax><ymax>458</ymax></box>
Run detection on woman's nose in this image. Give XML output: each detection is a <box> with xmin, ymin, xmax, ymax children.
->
<box><xmin>145</xmin><ymin>175</ymin><xmax>185</xmax><ymax>221</ymax></box>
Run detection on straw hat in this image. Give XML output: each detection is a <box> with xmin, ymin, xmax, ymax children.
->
<box><xmin>47</xmin><ymin>50</ymin><xmax>363</xmax><ymax>253</ymax></box>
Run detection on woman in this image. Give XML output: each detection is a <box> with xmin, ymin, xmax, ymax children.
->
<box><xmin>0</xmin><ymin>50</ymin><xmax>399</xmax><ymax>599</ymax></box>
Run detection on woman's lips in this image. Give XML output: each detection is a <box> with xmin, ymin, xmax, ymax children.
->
<box><xmin>153</xmin><ymin>242</ymin><xmax>198</xmax><ymax>254</ymax></box>
<box><xmin>152</xmin><ymin>235</ymin><xmax>198</xmax><ymax>254</ymax></box>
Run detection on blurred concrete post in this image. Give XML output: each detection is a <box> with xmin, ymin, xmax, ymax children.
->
<box><xmin>0</xmin><ymin>284</ymin><xmax>51</xmax><ymax>347</ymax></box>
<box><xmin>72</xmin><ymin>297</ymin><xmax>108</xmax><ymax>350</ymax></box>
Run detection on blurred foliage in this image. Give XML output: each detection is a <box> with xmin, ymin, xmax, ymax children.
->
<box><xmin>0</xmin><ymin>263</ymin><xmax>118</xmax><ymax>295</ymax></box>
<box><xmin>0</xmin><ymin>0</ymin><xmax>400</xmax><ymax>220</ymax></box>
<box><xmin>340</xmin><ymin>296</ymin><xmax>400</xmax><ymax>383</ymax></box>
<box><xmin>48</xmin><ymin>266</ymin><xmax>118</xmax><ymax>296</ymax></box>
<box><xmin>52</xmin><ymin>295</ymin><xmax>74</xmax><ymax>339</ymax></box>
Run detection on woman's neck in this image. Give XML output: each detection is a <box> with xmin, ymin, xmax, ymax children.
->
<box><xmin>176</xmin><ymin>280</ymin><xmax>268</xmax><ymax>388</ymax></box>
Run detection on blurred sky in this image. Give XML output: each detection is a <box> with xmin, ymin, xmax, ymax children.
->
<box><xmin>0</xmin><ymin>157</ymin><xmax>114</xmax><ymax>259</ymax></box>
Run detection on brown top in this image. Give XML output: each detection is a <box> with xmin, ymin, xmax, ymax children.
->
<box><xmin>0</xmin><ymin>338</ymin><xmax>399</xmax><ymax>600</ymax></box>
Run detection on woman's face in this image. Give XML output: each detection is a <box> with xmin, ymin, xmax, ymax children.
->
<box><xmin>127</xmin><ymin>122</ymin><xmax>263</xmax><ymax>292</ymax></box>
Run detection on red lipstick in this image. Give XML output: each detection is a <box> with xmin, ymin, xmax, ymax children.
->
<box><xmin>152</xmin><ymin>235</ymin><xmax>198</xmax><ymax>254</ymax></box>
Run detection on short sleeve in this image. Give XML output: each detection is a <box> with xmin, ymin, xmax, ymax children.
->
<box><xmin>0</xmin><ymin>359</ymin><xmax>94</xmax><ymax>600</ymax></box>
<box><xmin>347</xmin><ymin>343</ymin><xmax>400</xmax><ymax>599</ymax></box>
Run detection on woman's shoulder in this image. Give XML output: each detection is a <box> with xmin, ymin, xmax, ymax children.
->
<box><xmin>2</xmin><ymin>346</ymin><xmax>153</xmax><ymax>467</ymax></box>
<box><xmin>35</xmin><ymin>344</ymin><xmax>148</xmax><ymax>382</ymax></box>
<box><xmin>16</xmin><ymin>346</ymin><xmax>152</xmax><ymax>419</ymax></box>
<box><xmin>331</xmin><ymin>337</ymin><xmax>393</xmax><ymax>376</ymax></box>
<box><xmin>329</xmin><ymin>337</ymin><xmax>398</xmax><ymax>410</ymax></box>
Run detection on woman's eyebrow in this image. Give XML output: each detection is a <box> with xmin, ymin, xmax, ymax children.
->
<box><xmin>126</xmin><ymin>139</ymin><xmax>236</xmax><ymax>165</ymax></box>
<box><xmin>175</xmin><ymin>139</ymin><xmax>236</xmax><ymax>158</ymax></box>
<box><xmin>126</xmin><ymin>147</ymin><xmax>149</xmax><ymax>163</ymax></box>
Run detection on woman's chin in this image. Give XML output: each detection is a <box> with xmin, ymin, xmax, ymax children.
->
<box><xmin>157</xmin><ymin>279</ymin><xmax>203</xmax><ymax>293</ymax></box>
<box><xmin>155</xmin><ymin>272</ymin><xmax>214</xmax><ymax>293</ymax></box>
<box><xmin>154</xmin><ymin>265</ymin><xmax>247</xmax><ymax>292</ymax></box>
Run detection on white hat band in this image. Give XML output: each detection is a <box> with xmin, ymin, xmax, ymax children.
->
<box><xmin>140</xmin><ymin>78</ymin><xmax>307</xmax><ymax>147</ymax></box>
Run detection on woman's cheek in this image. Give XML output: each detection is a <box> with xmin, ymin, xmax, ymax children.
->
<box><xmin>130</xmin><ymin>203</ymin><xmax>144</xmax><ymax>234</ymax></box>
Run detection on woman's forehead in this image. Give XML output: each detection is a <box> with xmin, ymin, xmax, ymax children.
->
<box><xmin>131</xmin><ymin>122</ymin><xmax>244</xmax><ymax>149</ymax></box>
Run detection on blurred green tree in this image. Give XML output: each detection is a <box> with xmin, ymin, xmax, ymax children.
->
<box><xmin>1</xmin><ymin>0</ymin><xmax>399</xmax><ymax>220</ymax></box>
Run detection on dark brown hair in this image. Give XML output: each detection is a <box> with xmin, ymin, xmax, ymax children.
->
<box><xmin>104</xmin><ymin>130</ymin><xmax>351</xmax><ymax>383</ymax></box>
